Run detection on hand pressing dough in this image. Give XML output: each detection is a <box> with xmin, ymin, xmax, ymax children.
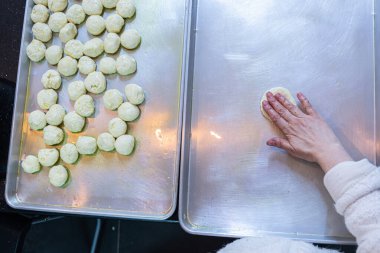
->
<box><xmin>76</xmin><ymin>136</ymin><xmax>97</xmax><ymax>155</ymax></box>
<box><xmin>116</xmin><ymin>0</ymin><xmax>136</xmax><ymax>18</ymax></box>
<box><xmin>60</xmin><ymin>143</ymin><xmax>79</xmax><ymax>164</ymax></box>
<box><xmin>29</xmin><ymin>110</ymin><xmax>46</xmax><ymax>130</ymax></box>
<box><xmin>84</xmin><ymin>71</ymin><xmax>107</xmax><ymax>94</ymax></box>
<box><xmin>116</xmin><ymin>54</ymin><xmax>136</xmax><ymax>75</ymax></box>
<box><xmin>34</xmin><ymin>0</ymin><xmax>48</xmax><ymax>6</ymax></box>
<box><xmin>41</xmin><ymin>69</ymin><xmax>61</xmax><ymax>89</ymax></box>
<box><xmin>57</xmin><ymin>56</ymin><xmax>78</xmax><ymax>76</ymax></box>
<box><xmin>43</xmin><ymin>125</ymin><xmax>64</xmax><ymax>145</ymax></box>
<box><xmin>121</xmin><ymin>29</ymin><xmax>141</xmax><ymax>49</ymax></box>
<box><xmin>104</xmin><ymin>33</ymin><xmax>120</xmax><ymax>54</ymax></box>
<box><xmin>48</xmin><ymin>12</ymin><xmax>67</xmax><ymax>32</ymax></box>
<box><xmin>260</xmin><ymin>87</ymin><xmax>297</xmax><ymax>121</ymax></box>
<box><xmin>97</xmin><ymin>133</ymin><xmax>115</xmax><ymax>151</ymax></box>
<box><xmin>38</xmin><ymin>148</ymin><xmax>59</xmax><ymax>166</ymax></box>
<box><xmin>83</xmin><ymin>38</ymin><xmax>104</xmax><ymax>58</ymax></box>
<box><xmin>118</xmin><ymin>102</ymin><xmax>140</xmax><ymax>121</ymax></box>
<box><xmin>103</xmin><ymin>89</ymin><xmax>123</xmax><ymax>110</ymax></box>
<box><xmin>27</xmin><ymin>39</ymin><xmax>46</xmax><ymax>62</ymax></box>
<box><xmin>22</xmin><ymin>155</ymin><xmax>41</xmax><ymax>174</ymax></box>
<box><xmin>66</xmin><ymin>4</ymin><xmax>86</xmax><ymax>25</ymax></box>
<box><xmin>64</xmin><ymin>39</ymin><xmax>84</xmax><ymax>59</ymax></box>
<box><xmin>82</xmin><ymin>0</ymin><xmax>103</xmax><ymax>15</ymax></box>
<box><xmin>45</xmin><ymin>45</ymin><xmax>63</xmax><ymax>65</ymax></box>
<box><xmin>46</xmin><ymin>104</ymin><xmax>66</xmax><ymax>126</ymax></box>
<box><xmin>31</xmin><ymin>4</ymin><xmax>49</xmax><ymax>23</ymax></box>
<box><xmin>74</xmin><ymin>95</ymin><xmax>95</xmax><ymax>117</ymax></box>
<box><xmin>125</xmin><ymin>83</ymin><xmax>144</xmax><ymax>105</ymax></box>
<box><xmin>48</xmin><ymin>0</ymin><xmax>68</xmax><ymax>12</ymax></box>
<box><xmin>37</xmin><ymin>89</ymin><xmax>58</xmax><ymax>109</ymax></box>
<box><xmin>49</xmin><ymin>165</ymin><xmax>69</xmax><ymax>187</ymax></box>
<box><xmin>64</xmin><ymin>111</ymin><xmax>85</xmax><ymax>132</ymax></box>
<box><xmin>105</xmin><ymin>14</ymin><xmax>124</xmax><ymax>33</ymax></box>
<box><xmin>99</xmin><ymin>57</ymin><xmax>116</xmax><ymax>74</ymax></box>
<box><xmin>68</xmin><ymin>81</ymin><xmax>86</xmax><ymax>101</ymax></box>
<box><xmin>108</xmin><ymin>117</ymin><xmax>127</xmax><ymax>138</ymax></box>
<box><xmin>115</xmin><ymin>135</ymin><xmax>135</xmax><ymax>155</ymax></box>
<box><xmin>86</xmin><ymin>15</ymin><xmax>105</xmax><ymax>36</ymax></box>
<box><xmin>59</xmin><ymin>23</ymin><xmax>77</xmax><ymax>43</ymax></box>
<box><xmin>78</xmin><ymin>56</ymin><xmax>96</xmax><ymax>74</ymax></box>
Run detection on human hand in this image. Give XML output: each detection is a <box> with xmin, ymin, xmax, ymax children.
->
<box><xmin>262</xmin><ymin>92</ymin><xmax>352</xmax><ymax>173</ymax></box>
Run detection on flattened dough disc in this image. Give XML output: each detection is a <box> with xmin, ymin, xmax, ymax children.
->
<box><xmin>260</xmin><ymin>87</ymin><xmax>297</xmax><ymax>120</ymax></box>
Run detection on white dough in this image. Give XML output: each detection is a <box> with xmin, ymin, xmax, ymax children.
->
<box><xmin>28</xmin><ymin>110</ymin><xmax>46</xmax><ymax>130</ymax></box>
<box><xmin>66</xmin><ymin>4</ymin><xmax>86</xmax><ymax>25</ymax></box>
<box><xmin>101</xmin><ymin>0</ymin><xmax>118</xmax><ymax>9</ymax></box>
<box><xmin>86</xmin><ymin>15</ymin><xmax>105</xmax><ymax>36</ymax></box>
<box><xmin>34</xmin><ymin>0</ymin><xmax>48</xmax><ymax>6</ymax></box>
<box><xmin>49</xmin><ymin>165</ymin><xmax>69</xmax><ymax>187</ymax></box>
<box><xmin>64</xmin><ymin>39</ymin><xmax>84</xmax><ymax>59</ymax></box>
<box><xmin>117</xmin><ymin>102</ymin><xmax>140</xmax><ymax>121</ymax></box>
<box><xmin>43</xmin><ymin>125</ymin><xmax>64</xmax><ymax>145</ymax></box>
<box><xmin>64</xmin><ymin>111</ymin><xmax>85</xmax><ymax>132</ymax></box>
<box><xmin>22</xmin><ymin>155</ymin><xmax>41</xmax><ymax>174</ymax></box>
<box><xmin>121</xmin><ymin>29</ymin><xmax>140</xmax><ymax>49</ymax></box>
<box><xmin>108</xmin><ymin>117</ymin><xmax>127</xmax><ymax>138</ymax></box>
<box><xmin>84</xmin><ymin>72</ymin><xmax>107</xmax><ymax>94</ymax></box>
<box><xmin>32</xmin><ymin>22</ymin><xmax>52</xmax><ymax>42</ymax></box>
<box><xmin>57</xmin><ymin>56</ymin><xmax>78</xmax><ymax>76</ymax></box>
<box><xmin>74</xmin><ymin>95</ymin><xmax>95</xmax><ymax>117</ymax></box>
<box><xmin>46</xmin><ymin>104</ymin><xmax>66</xmax><ymax>126</ymax></box>
<box><xmin>116</xmin><ymin>54</ymin><xmax>136</xmax><ymax>75</ymax></box>
<box><xmin>125</xmin><ymin>83</ymin><xmax>144</xmax><ymax>105</ymax></box>
<box><xmin>60</xmin><ymin>143</ymin><xmax>79</xmax><ymax>164</ymax></box>
<box><xmin>37</xmin><ymin>89</ymin><xmax>58</xmax><ymax>109</ymax></box>
<box><xmin>31</xmin><ymin>4</ymin><xmax>50</xmax><ymax>23</ymax></box>
<box><xmin>68</xmin><ymin>81</ymin><xmax>86</xmax><ymax>101</ymax></box>
<box><xmin>76</xmin><ymin>136</ymin><xmax>97</xmax><ymax>155</ymax></box>
<box><xmin>38</xmin><ymin>148</ymin><xmax>59</xmax><ymax>167</ymax></box>
<box><xmin>59</xmin><ymin>23</ymin><xmax>77</xmax><ymax>43</ymax></box>
<box><xmin>48</xmin><ymin>12</ymin><xmax>67</xmax><ymax>32</ymax></box>
<box><xmin>103</xmin><ymin>89</ymin><xmax>123</xmax><ymax>110</ymax></box>
<box><xmin>97</xmin><ymin>132</ymin><xmax>115</xmax><ymax>151</ymax></box>
<box><xmin>116</xmin><ymin>0</ymin><xmax>136</xmax><ymax>19</ymax></box>
<box><xmin>104</xmin><ymin>33</ymin><xmax>120</xmax><ymax>54</ymax></box>
<box><xmin>99</xmin><ymin>57</ymin><xmax>116</xmax><ymax>74</ymax></box>
<box><xmin>27</xmin><ymin>39</ymin><xmax>46</xmax><ymax>62</ymax></box>
<box><xmin>41</xmin><ymin>69</ymin><xmax>61</xmax><ymax>89</ymax></box>
<box><xmin>48</xmin><ymin>0</ymin><xmax>68</xmax><ymax>12</ymax></box>
<box><xmin>260</xmin><ymin>87</ymin><xmax>297</xmax><ymax>121</ymax></box>
<box><xmin>45</xmin><ymin>45</ymin><xmax>63</xmax><ymax>65</ymax></box>
<box><xmin>115</xmin><ymin>135</ymin><xmax>135</xmax><ymax>155</ymax></box>
<box><xmin>82</xmin><ymin>0</ymin><xmax>103</xmax><ymax>15</ymax></box>
<box><xmin>105</xmin><ymin>14</ymin><xmax>124</xmax><ymax>33</ymax></box>
<box><xmin>78</xmin><ymin>56</ymin><xmax>96</xmax><ymax>74</ymax></box>
<box><xmin>83</xmin><ymin>38</ymin><xmax>104</xmax><ymax>58</ymax></box>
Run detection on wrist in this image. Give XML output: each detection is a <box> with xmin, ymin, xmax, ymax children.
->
<box><xmin>315</xmin><ymin>143</ymin><xmax>352</xmax><ymax>173</ymax></box>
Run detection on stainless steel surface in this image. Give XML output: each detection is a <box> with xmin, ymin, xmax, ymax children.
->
<box><xmin>180</xmin><ymin>0</ymin><xmax>376</xmax><ymax>243</ymax></box>
<box><xmin>6</xmin><ymin>0</ymin><xmax>188</xmax><ymax>220</ymax></box>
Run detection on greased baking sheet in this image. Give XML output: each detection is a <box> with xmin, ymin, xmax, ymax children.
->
<box><xmin>6</xmin><ymin>0</ymin><xmax>188</xmax><ymax>220</ymax></box>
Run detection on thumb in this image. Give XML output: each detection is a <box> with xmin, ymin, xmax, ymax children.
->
<box><xmin>267</xmin><ymin>137</ymin><xmax>293</xmax><ymax>151</ymax></box>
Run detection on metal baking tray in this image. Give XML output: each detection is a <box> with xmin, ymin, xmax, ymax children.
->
<box><xmin>180</xmin><ymin>0</ymin><xmax>378</xmax><ymax>243</ymax></box>
<box><xmin>6</xmin><ymin>0</ymin><xmax>188</xmax><ymax>220</ymax></box>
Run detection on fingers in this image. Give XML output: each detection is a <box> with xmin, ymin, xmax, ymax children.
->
<box><xmin>297</xmin><ymin>92</ymin><xmax>315</xmax><ymax>115</ymax></box>
<box><xmin>275</xmin><ymin>93</ymin><xmax>304</xmax><ymax>118</ymax></box>
<box><xmin>262</xmin><ymin>100</ymin><xmax>289</xmax><ymax>132</ymax></box>
<box><xmin>266</xmin><ymin>92</ymin><xmax>294</xmax><ymax>122</ymax></box>
<box><xmin>267</xmin><ymin>137</ymin><xmax>294</xmax><ymax>151</ymax></box>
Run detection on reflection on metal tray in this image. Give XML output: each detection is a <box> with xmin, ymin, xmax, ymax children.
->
<box><xmin>180</xmin><ymin>0</ymin><xmax>378</xmax><ymax>243</ymax></box>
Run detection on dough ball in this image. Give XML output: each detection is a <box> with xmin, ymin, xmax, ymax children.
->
<box><xmin>78</xmin><ymin>56</ymin><xmax>96</xmax><ymax>74</ymax></box>
<box><xmin>121</xmin><ymin>29</ymin><xmax>141</xmax><ymax>50</ymax></box>
<box><xmin>49</xmin><ymin>165</ymin><xmax>69</xmax><ymax>187</ymax></box>
<box><xmin>26</xmin><ymin>39</ymin><xmax>46</xmax><ymax>62</ymax></box>
<box><xmin>86</xmin><ymin>15</ymin><xmax>105</xmax><ymax>35</ymax></box>
<box><xmin>108</xmin><ymin>117</ymin><xmax>127</xmax><ymax>137</ymax></box>
<box><xmin>101</xmin><ymin>0</ymin><xmax>118</xmax><ymax>9</ymax></box>
<box><xmin>97</xmin><ymin>132</ymin><xmax>115</xmax><ymax>151</ymax></box>
<box><xmin>48</xmin><ymin>0</ymin><xmax>68</xmax><ymax>12</ymax></box>
<box><xmin>84</xmin><ymin>71</ymin><xmax>107</xmax><ymax>94</ymax></box>
<box><xmin>59</xmin><ymin>23</ymin><xmax>77</xmax><ymax>43</ymax></box>
<box><xmin>60</xmin><ymin>143</ymin><xmax>79</xmax><ymax>164</ymax></box>
<box><xmin>116</xmin><ymin>0</ymin><xmax>136</xmax><ymax>19</ymax></box>
<box><xmin>45</xmin><ymin>45</ymin><xmax>63</xmax><ymax>65</ymax></box>
<box><xmin>37</xmin><ymin>89</ymin><xmax>58</xmax><ymax>109</ymax></box>
<box><xmin>64</xmin><ymin>111</ymin><xmax>85</xmax><ymax>132</ymax></box>
<box><xmin>103</xmin><ymin>89</ymin><xmax>123</xmax><ymax>110</ymax></box>
<box><xmin>34</xmin><ymin>0</ymin><xmax>48</xmax><ymax>6</ymax></box>
<box><xmin>32</xmin><ymin>22</ymin><xmax>52</xmax><ymax>42</ymax></box>
<box><xmin>43</xmin><ymin>125</ymin><xmax>64</xmax><ymax>145</ymax></box>
<box><xmin>64</xmin><ymin>39</ymin><xmax>84</xmax><ymax>59</ymax></box>
<box><xmin>76</xmin><ymin>136</ymin><xmax>97</xmax><ymax>155</ymax></box>
<box><xmin>41</xmin><ymin>69</ymin><xmax>61</xmax><ymax>89</ymax></box>
<box><xmin>125</xmin><ymin>83</ymin><xmax>144</xmax><ymax>105</ymax></box>
<box><xmin>22</xmin><ymin>155</ymin><xmax>41</xmax><ymax>174</ymax></box>
<box><xmin>38</xmin><ymin>148</ymin><xmax>59</xmax><ymax>166</ymax></box>
<box><xmin>104</xmin><ymin>33</ymin><xmax>120</xmax><ymax>54</ymax></box>
<box><xmin>68</xmin><ymin>81</ymin><xmax>86</xmax><ymax>101</ymax></box>
<box><xmin>46</xmin><ymin>104</ymin><xmax>66</xmax><ymax>126</ymax></box>
<box><xmin>66</xmin><ymin>4</ymin><xmax>85</xmax><ymax>25</ymax></box>
<box><xmin>115</xmin><ymin>135</ymin><xmax>135</xmax><ymax>155</ymax></box>
<box><xmin>83</xmin><ymin>38</ymin><xmax>104</xmax><ymax>58</ymax></box>
<box><xmin>74</xmin><ymin>95</ymin><xmax>95</xmax><ymax>117</ymax></box>
<box><xmin>31</xmin><ymin>4</ymin><xmax>49</xmax><ymax>23</ymax></box>
<box><xmin>57</xmin><ymin>56</ymin><xmax>78</xmax><ymax>76</ymax></box>
<box><xmin>260</xmin><ymin>87</ymin><xmax>297</xmax><ymax>121</ymax></box>
<box><xmin>28</xmin><ymin>110</ymin><xmax>46</xmax><ymax>130</ymax></box>
<box><xmin>117</xmin><ymin>102</ymin><xmax>140</xmax><ymax>121</ymax></box>
<box><xmin>116</xmin><ymin>54</ymin><xmax>136</xmax><ymax>75</ymax></box>
<box><xmin>82</xmin><ymin>0</ymin><xmax>103</xmax><ymax>15</ymax></box>
<box><xmin>99</xmin><ymin>57</ymin><xmax>116</xmax><ymax>74</ymax></box>
<box><xmin>48</xmin><ymin>12</ymin><xmax>67</xmax><ymax>32</ymax></box>
<box><xmin>105</xmin><ymin>14</ymin><xmax>124</xmax><ymax>33</ymax></box>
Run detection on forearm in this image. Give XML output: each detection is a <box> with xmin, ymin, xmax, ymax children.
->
<box><xmin>315</xmin><ymin>143</ymin><xmax>352</xmax><ymax>173</ymax></box>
